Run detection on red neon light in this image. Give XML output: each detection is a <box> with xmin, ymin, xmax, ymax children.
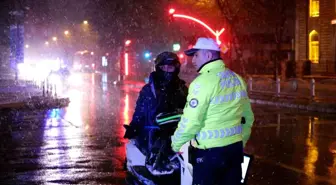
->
<box><xmin>179</xmin><ymin>54</ymin><xmax>184</xmax><ymax>58</ymax></box>
<box><xmin>172</xmin><ymin>14</ymin><xmax>225</xmax><ymax>45</ymax></box>
<box><xmin>124</xmin><ymin>53</ymin><xmax>129</xmax><ymax>76</ymax></box>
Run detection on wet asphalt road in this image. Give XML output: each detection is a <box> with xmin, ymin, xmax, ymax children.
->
<box><xmin>0</xmin><ymin>73</ymin><xmax>335</xmax><ymax>185</ymax></box>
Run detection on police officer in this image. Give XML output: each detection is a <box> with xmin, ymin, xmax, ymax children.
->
<box><xmin>171</xmin><ymin>38</ymin><xmax>254</xmax><ymax>185</ymax></box>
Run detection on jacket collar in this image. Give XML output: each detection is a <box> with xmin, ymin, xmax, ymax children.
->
<box><xmin>199</xmin><ymin>59</ymin><xmax>225</xmax><ymax>74</ymax></box>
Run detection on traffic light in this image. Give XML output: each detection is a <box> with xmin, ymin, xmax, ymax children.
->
<box><xmin>144</xmin><ymin>52</ymin><xmax>151</xmax><ymax>59</ymax></box>
<box><xmin>173</xmin><ymin>43</ymin><xmax>180</xmax><ymax>51</ymax></box>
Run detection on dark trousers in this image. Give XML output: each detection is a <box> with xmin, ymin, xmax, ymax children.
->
<box><xmin>192</xmin><ymin>141</ymin><xmax>243</xmax><ymax>185</ymax></box>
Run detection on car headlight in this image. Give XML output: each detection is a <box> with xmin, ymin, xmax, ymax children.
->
<box><xmin>68</xmin><ymin>73</ymin><xmax>83</xmax><ymax>85</ymax></box>
<box><xmin>49</xmin><ymin>74</ymin><xmax>61</xmax><ymax>84</ymax></box>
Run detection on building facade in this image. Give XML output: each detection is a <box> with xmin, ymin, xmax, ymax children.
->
<box><xmin>296</xmin><ymin>0</ymin><xmax>336</xmax><ymax>74</ymax></box>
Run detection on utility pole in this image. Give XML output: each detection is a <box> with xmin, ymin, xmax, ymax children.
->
<box><xmin>9</xmin><ymin>0</ymin><xmax>24</xmax><ymax>83</ymax></box>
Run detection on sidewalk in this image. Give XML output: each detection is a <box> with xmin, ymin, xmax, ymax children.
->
<box><xmin>0</xmin><ymin>80</ymin><xmax>69</xmax><ymax>111</ymax></box>
<box><xmin>0</xmin><ymin>80</ymin><xmax>42</xmax><ymax>105</ymax></box>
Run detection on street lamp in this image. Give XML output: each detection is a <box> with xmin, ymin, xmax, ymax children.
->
<box><xmin>52</xmin><ymin>37</ymin><xmax>57</xmax><ymax>41</ymax></box>
<box><xmin>64</xmin><ymin>30</ymin><xmax>69</xmax><ymax>35</ymax></box>
<box><xmin>83</xmin><ymin>20</ymin><xmax>88</xmax><ymax>25</ymax></box>
<box><xmin>91</xmin><ymin>52</ymin><xmax>94</xmax><ymax>55</ymax></box>
<box><xmin>25</xmin><ymin>44</ymin><xmax>29</xmax><ymax>48</ymax></box>
<box><xmin>125</xmin><ymin>40</ymin><xmax>131</xmax><ymax>46</ymax></box>
<box><xmin>169</xmin><ymin>8</ymin><xmax>175</xmax><ymax>14</ymax></box>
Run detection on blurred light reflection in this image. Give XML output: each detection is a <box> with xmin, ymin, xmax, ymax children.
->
<box><xmin>123</xmin><ymin>94</ymin><xmax>129</xmax><ymax>125</ymax></box>
<box><xmin>303</xmin><ymin>117</ymin><xmax>319</xmax><ymax>182</ymax></box>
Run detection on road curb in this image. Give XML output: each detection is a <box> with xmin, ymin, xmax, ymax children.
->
<box><xmin>250</xmin><ymin>98</ymin><xmax>336</xmax><ymax>113</ymax></box>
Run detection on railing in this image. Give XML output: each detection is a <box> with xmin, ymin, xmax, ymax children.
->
<box><xmin>23</xmin><ymin>78</ymin><xmax>59</xmax><ymax>98</ymax></box>
<box><xmin>180</xmin><ymin>73</ymin><xmax>336</xmax><ymax>101</ymax></box>
<box><xmin>246</xmin><ymin>76</ymin><xmax>336</xmax><ymax>100</ymax></box>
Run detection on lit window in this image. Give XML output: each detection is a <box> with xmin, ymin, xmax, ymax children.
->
<box><xmin>310</xmin><ymin>0</ymin><xmax>319</xmax><ymax>17</ymax></box>
<box><xmin>309</xmin><ymin>30</ymin><xmax>319</xmax><ymax>63</ymax></box>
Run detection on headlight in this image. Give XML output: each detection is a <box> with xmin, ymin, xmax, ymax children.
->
<box><xmin>49</xmin><ymin>74</ymin><xmax>61</xmax><ymax>84</ymax></box>
<box><xmin>68</xmin><ymin>73</ymin><xmax>83</xmax><ymax>85</ymax></box>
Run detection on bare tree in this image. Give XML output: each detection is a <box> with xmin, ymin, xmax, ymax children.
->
<box><xmin>216</xmin><ymin>0</ymin><xmax>295</xmax><ymax>77</ymax></box>
<box><xmin>253</xmin><ymin>0</ymin><xmax>295</xmax><ymax>79</ymax></box>
<box><xmin>216</xmin><ymin>0</ymin><xmax>247</xmax><ymax>75</ymax></box>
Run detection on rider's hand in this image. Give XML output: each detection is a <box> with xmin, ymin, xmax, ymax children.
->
<box><xmin>123</xmin><ymin>125</ymin><xmax>137</xmax><ymax>139</ymax></box>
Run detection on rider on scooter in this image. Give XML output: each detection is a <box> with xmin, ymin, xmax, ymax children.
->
<box><xmin>124</xmin><ymin>51</ymin><xmax>188</xmax><ymax>156</ymax></box>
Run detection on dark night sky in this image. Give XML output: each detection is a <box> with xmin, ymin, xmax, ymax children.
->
<box><xmin>1</xmin><ymin>0</ymin><xmax>295</xmax><ymax>58</ymax></box>
<box><xmin>83</xmin><ymin>0</ymin><xmax>204</xmax><ymax>54</ymax></box>
<box><xmin>20</xmin><ymin>0</ymin><xmax>214</xmax><ymax>55</ymax></box>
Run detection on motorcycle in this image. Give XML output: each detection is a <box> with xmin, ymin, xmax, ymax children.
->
<box><xmin>124</xmin><ymin>113</ymin><xmax>253</xmax><ymax>185</ymax></box>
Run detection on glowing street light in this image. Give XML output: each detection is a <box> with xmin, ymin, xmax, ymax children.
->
<box><xmin>173</xmin><ymin>43</ymin><xmax>181</xmax><ymax>51</ymax></box>
<box><xmin>169</xmin><ymin>8</ymin><xmax>175</xmax><ymax>14</ymax></box>
<box><xmin>45</xmin><ymin>41</ymin><xmax>49</xmax><ymax>46</ymax></box>
<box><xmin>25</xmin><ymin>44</ymin><xmax>29</xmax><ymax>48</ymax></box>
<box><xmin>64</xmin><ymin>30</ymin><xmax>69</xmax><ymax>35</ymax></box>
<box><xmin>52</xmin><ymin>37</ymin><xmax>57</xmax><ymax>41</ymax></box>
<box><xmin>125</xmin><ymin>40</ymin><xmax>131</xmax><ymax>46</ymax></box>
<box><xmin>83</xmin><ymin>20</ymin><xmax>88</xmax><ymax>25</ymax></box>
<box><xmin>169</xmin><ymin>8</ymin><xmax>225</xmax><ymax>45</ymax></box>
<box><xmin>91</xmin><ymin>52</ymin><xmax>94</xmax><ymax>55</ymax></box>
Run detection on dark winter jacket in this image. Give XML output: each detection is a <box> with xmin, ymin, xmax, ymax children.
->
<box><xmin>130</xmin><ymin>74</ymin><xmax>187</xmax><ymax>128</ymax></box>
<box><xmin>124</xmin><ymin>72</ymin><xmax>188</xmax><ymax>154</ymax></box>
